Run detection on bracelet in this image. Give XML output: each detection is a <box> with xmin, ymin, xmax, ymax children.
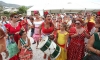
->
<box><xmin>97</xmin><ymin>50</ymin><xmax>100</xmax><ymax>54</ymax></box>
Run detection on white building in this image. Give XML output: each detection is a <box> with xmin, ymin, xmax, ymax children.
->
<box><xmin>4</xmin><ymin>8</ymin><xmax>18</xmax><ymax>12</ymax></box>
<box><xmin>27</xmin><ymin>2</ymin><xmax>100</xmax><ymax>16</ymax></box>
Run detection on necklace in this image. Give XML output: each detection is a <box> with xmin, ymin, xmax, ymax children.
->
<box><xmin>11</xmin><ymin>22</ymin><xmax>18</xmax><ymax>29</ymax></box>
<box><xmin>76</xmin><ymin>27</ymin><xmax>83</xmax><ymax>34</ymax></box>
<box><xmin>44</xmin><ymin>23</ymin><xmax>50</xmax><ymax>29</ymax></box>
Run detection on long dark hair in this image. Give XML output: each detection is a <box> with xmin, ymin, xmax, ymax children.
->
<box><xmin>19</xmin><ymin>30</ymin><xmax>25</xmax><ymax>36</ymax></box>
<box><xmin>44</xmin><ymin>13</ymin><xmax>50</xmax><ymax>18</ymax></box>
<box><xmin>44</xmin><ymin>14</ymin><xmax>54</xmax><ymax>27</ymax></box>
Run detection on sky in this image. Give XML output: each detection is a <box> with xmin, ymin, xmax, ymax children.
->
<box><xmin>0</xmin><ymin>0</ymin><xmax>100</xmax><ymax>6</ymax></box>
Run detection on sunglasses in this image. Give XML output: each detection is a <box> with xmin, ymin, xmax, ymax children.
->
<box><xmin>14</xmin><ymin>16</ymin><xmax>18</xmax><ymax>18</ymax></box>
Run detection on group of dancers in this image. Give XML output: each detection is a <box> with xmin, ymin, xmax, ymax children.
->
<box><xmin>0</xmin><ymin>10</ymin><xmax>100</xmax><ymax>60</ymax></box>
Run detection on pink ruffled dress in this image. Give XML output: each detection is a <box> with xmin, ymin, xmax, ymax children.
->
<box><xmin>33</xmin><ymin>21</ymin><xmax>43</xmax><ymax>42</ymax></box>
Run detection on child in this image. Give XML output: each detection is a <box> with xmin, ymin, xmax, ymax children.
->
<box><xmin>18</xmin><ymin>30</ymin><xmax>33</xmax><ymax>60</ymax></box>
<box><xmin>55</xmin><ymin>23</ymin><xmax>69</xmax><ymax>60</ymax></box>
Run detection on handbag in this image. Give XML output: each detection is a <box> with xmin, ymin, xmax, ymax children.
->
<box><xmin>7</xmin><ymin>34</ymin><xmax>19</xmax><ymax>58</ymax></box>
<box><xmin>83</xmin><ymin>33</ymin><xmax>100</xmax><ymax>60</ymax></box>
<box><xmin>83</xmin><ymin>54</ymin><xmax>100</xmax><ymax>60</ymax></box>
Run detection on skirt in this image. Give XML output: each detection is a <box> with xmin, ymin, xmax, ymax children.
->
<box><xmin>33</xmin><ymin>27</ymin><xmax>41</xmax><ymax>42</ymax></box>
<box><xmin>56</xmin><ymin>44</ymin><xmax>67</xmax><ymax>60</ymax></box>
<box><xmin>33</xmin><ymin>34</ymin><xmax>41</xmax><ymax>42</ymax></box>
<box><xmin>67</xmin><ymin>40</ymin><xmax>85</xmax><ymax>60</ymax></box>
<box><xmin>9</xmin><ymin>55</ymin><xmax>19</xmax><ymax>60</ymax></box>
<box><xmin>19</xmin><ymin>48</ymin><xmax>33</xmax><ymax>60</ymax></box>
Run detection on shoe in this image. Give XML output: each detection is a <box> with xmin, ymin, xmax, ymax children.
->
<box><xmin>48</xmin><ymin>56</ymin><xmax>51</xmax><ymax>60</ymax></box>
<box><xmin>32</xmin><ymin>42</ymin><xmax>36</xmax><ymax>44</ymax></box>
<box><xmin>43</xmin><ymin>54</ymin><xmax>46</xmax><ymax>59</ymax></box>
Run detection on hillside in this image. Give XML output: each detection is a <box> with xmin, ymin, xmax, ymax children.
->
<box><xmin>0</xmin><ymin>1</ymin><xmax>20</xmax><ymax>8</ymax></box>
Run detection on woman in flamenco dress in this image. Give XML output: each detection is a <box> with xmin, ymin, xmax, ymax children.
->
<box><xmin>5</xmin><ymin>13</ymin><xmax>22</xmax><ymax>60</ymax></box>
<box><xmin>40</xmin><ymin>12</ymin><xmax>54</xmax><ymax>60</ymax></box>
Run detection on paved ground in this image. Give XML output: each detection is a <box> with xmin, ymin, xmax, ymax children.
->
<box><xmin>1</xmin><ymin>29</ymin><xmax>48</xmax><ymax>60</ymax></box>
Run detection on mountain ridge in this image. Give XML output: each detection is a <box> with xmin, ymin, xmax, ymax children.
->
<box><xmin>0</xmin><ymin>1</ymin><xmax>30</xmax><ymax>8</ymax></box>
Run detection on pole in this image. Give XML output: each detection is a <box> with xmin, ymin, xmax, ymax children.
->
<box><xmin>84</xmin><ymin>8</ymin><xmax>86</xmax><ymax>20</ymax></box>
<box><xmin>63</xmin><ymin>8</ymin><xmax>65</xmax><ymax>13</ymax></box>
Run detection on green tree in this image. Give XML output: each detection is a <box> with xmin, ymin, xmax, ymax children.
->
<box><xmin>3</xmin><ymin>11</ymin><xmax>10</xmax><ymax>18</ymax></box>
<box><xmin>17</xmin><ymin>6</ymin><xmax>28</xmax><ymax>14</ymax></box>
<box><xmin>3</xmin><ymin>11</ymin><xmax>9</xmax><ymax>14</ymax></box>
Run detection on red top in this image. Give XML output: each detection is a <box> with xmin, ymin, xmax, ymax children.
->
<box><xmin>5</xmin><ymin>23</ymin><xmax>21</xmax><ymax>44</ymax></box>
<box><xmin>41</xmin><ymin>22</ymin><xmax>54</xmax><ymax>34</ymax></box>
<box><xmin>70</xmin><ymin>23</ymin><xmax>76</xmax><ymax>27</ymax></box>
<box><xmin>87</xmin><ymin>22</ymin><xmax>95</xmax><ymax>32</ymax></box>
<box><xmin>20</xmin><ymin>20</ymin><xmax>28</xmax><ymax>32</ymax></box>
<box><xmin>52</xmin><ymin>30</ymin><xmax>57</xmax><ymax>38</ymax></box>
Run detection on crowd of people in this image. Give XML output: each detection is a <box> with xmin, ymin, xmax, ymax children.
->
<box><xmin>0</xmin><ymin>10</ymin><xmax>100</xmax><ymax>60</ymax></box>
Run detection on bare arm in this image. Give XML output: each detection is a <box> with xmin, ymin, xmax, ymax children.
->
<box><xmin>27</xmin><ymin>38</ymin><xmax>31</xmax><ymax>48</ymax></box>
<box><xmin>18</xmin><ymin>40</ymin><xmax>22</xmax><ymax>50</ymax></box>
<box><xmin>0</xmin><ymin>28</ymin><xmax>6</xmax><ymax>39</ymax></box>
<box><xmin>55</xmin><ymin>32</ymin><xmax>58</xmax><ymax>43</ymax></box>
<box><xmin>31</xmin><ymin>24</ymin><xmax>35</xmax><ymax>29</ymax></box>
<box><xmin>27</xmin><ymin>23</ymin><xmax>31</xmax><ymax>30</ymax></box>
<box><xmin>0</xmin><ymin>44</ymin><xmax>3</xmax><ymax>53</ymax></box>
<box><xmin>87</xmin><ymin>35</ymin><xmax>100</xmax><ymax>55</ymax></box>
<box><xmin>39</xmin><ymin>24</ymin><xmax>42</xmax><ymax>35</ymax></box>
<box><xmin>71</xmin><ymin>33</ymin><xmax>79</xmax><ymax>38</ymax></box>
<box><xmin>65</xmin><ymin>33</ymin><xmax>69</xmax><ymax>49</ymax></box>
<box><xmin>84</xmin><ymin>31</ymin><xmax>90</xmax><ymax>39</ymax></box>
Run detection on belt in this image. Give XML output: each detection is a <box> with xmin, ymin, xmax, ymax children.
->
<box><xmin>35</xmin><ymin>34</ymin><xmax>40</xmax><ymax>35</ymax></box>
